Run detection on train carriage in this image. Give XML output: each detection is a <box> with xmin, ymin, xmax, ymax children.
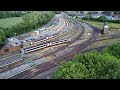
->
<box><xmin>23</xmin><ymin>38</ymin><xmax>71</xmax><ymax>54</ymax></box>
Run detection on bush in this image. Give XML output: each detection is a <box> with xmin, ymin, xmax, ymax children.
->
<box><xmin>102</xmin><ymin>42</ymin><xmax>120</xmax><ymax>59</ymax></box>
<box><xmin>0</xmin><ymin>29</ymin><xmax>6</xmax><ymax>45</ymax></box>
<box><xmin>54</xmin><ymin>50</ymin><xmax>120</xmax><ymax>79</ymax></box>
<box><xmin>0</xmin><ymin>11</ymin><xmax>26</xmax><ymax>19</ymax></box>
<box><xmin>2</xmin><ymin>11</ymin><xmax>55</xmax><ymax>38</ymax></box>
<box><xmin>82</xmin><ymin>16</ymin><xmax>120</xmax><ymax>24</ymax></box>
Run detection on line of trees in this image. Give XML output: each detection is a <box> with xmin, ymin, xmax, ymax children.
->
<box><xmin>0</xmin><ymin>11</ymin><xmax>55</xmax><ymax>47</ymax></box>
<box><xmin>0</xmin><ymin>11</ymin><xmax>29</xmax><ymax>19</ymax></box>
<box><xmin>54</xmin><ymin>42</ymin><xmax>120</xmax><ymax>79</ymax></box>
<box><xmin>4</xmin><ymin>11</ymin><xmax>55</xmax><ymax>38</ymax></box>
<box><xmin>0</xmin><ymin>29</ymin><xmax>6</xmax><ymax>49</ymax></box>
<box><xmin>82</xmin><ymin>16</ymin><xmax>120</xmax><ymax>24</ymax></box>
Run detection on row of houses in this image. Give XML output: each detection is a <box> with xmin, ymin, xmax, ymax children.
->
<box><xmin>90</xmin><ymin>14</ymin><xmax>120</xmax><ymax>20</ymax></box>
<box><xmin>66</xmin><ymin>11</ymin><xmax>120</xmax><ymax>20</ymax></box>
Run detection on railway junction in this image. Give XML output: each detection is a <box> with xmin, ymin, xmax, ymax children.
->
<box><xmin>0</xmin><ymin>13</ymin><xmax>119</xmax><ymax>79</ymax></box>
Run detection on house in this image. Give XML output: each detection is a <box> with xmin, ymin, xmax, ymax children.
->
<box><xmin>105</xmin><ymin>16</ymin><xmax>112</xmax><ymax>20</ymax></box>
<box><xmin>91</xmin><ymin>14</ymin><xmax>101</xmax><ymax>18</ymax></box>
<box><xmin>112</xmin><ymin>16</ymin><xmax>119</xmax><ymax>20</ymax></box>
<box><xmin>77</xmin><ymin>13</ymin><xmax>86</xmax><ymax>18</ymax></box>
<box><xmin>8</xmin><ymin>38</ymin><xmax>21</xmax><ymax>47</ymax></box>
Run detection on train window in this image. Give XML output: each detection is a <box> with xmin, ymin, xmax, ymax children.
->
<box><xmin>36</xmin><ymin>40</ymin><xmax>40</xmax><ymax>43</ymax></box>
<box><xmin>42</xmin><ymin>44</ymin><xmax>47</xmax><ymax>47</ymax></box>
<box><xmin>34</xmin><ymin>40</ymin><xmax>38</xmax><ymax>42</ymax></box>
<box><xmin>55</xmin><ymin>41</ymin><xmax>60</xmax><ymax>43</ymax></box>
<box><xmin>25</xmin><ymin>40</ymin><xmax>28</xmax><ymax>42</ymax></box>
<box><xmin>43</xmin><ymin>44</ymin><xmax>46</xmax><ymax>46</ymax></box>
<box><xmin>43</xmin><ymin>39</ymin><xmax>46</xmax><ymax>41</ymax></box>
<box><xmin>41</xmin><ymin>40</ymin><xmax>44</xmax><ymax>42</ymax></box>
<box><xmin>25</xmin><ymin>45</ymin><xmax>40</xmax><ymax>51</ymax></box>
<box><xmin>47</xmin><ymin>43</ymin><xmax>50</xmax><ymax>46</ymax></box>
<box><xmin>40</xmin><ymin>44</ymin><xmax>45</xmax><ymax>47</ymax></box>
<box><xmin>49</xmin><ymin>43</ymin><xmax>52</xmax><ymax>46</ymax></box>
<box><xmin>51</xmin><ymin>42</ymin><xmax>55</xmax><ymax>44</ymax></box>
<box><xmin>64</xmin><ymin>39</ymin><xmax>67</xmax><ymax>41</ymax></box>
<box><xmin>25</xmin><ymin>47</ymin><xmax>41</xmax><ymax>52</ymax></box>
<box><xmin>26</xmin><ymin>48</ymin><xmax>38</xmax><ymax>53</ymax></box>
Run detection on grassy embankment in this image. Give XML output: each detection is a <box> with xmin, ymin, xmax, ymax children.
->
<box><xmin>81</xmin><ymin>20</ymin><xmax>120</xmax><ymax>49</ymax></box>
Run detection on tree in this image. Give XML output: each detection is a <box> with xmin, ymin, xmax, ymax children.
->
<box><xmin>54</xmin><ymin>51</ymin><xmax>120</xmax><ymax>79</ymax></box>
<box><xmin>0</xmin><ymin>30</ymin><xmax>6</xmax><ymax>45</ymax></box>
<box><xmin>2</xmin><ymin>11</ymin><xmax>55</xmax><ymax>38</ymax></box>
<box><xmin>98</xmin><ymin>16</ymin><xmax>107</xmax><ymax>22</ymax></box>
<box><xmin>102</xmin><ymin>42</ymin><xmax>120</xmax><ymax>59</ymax></box>
<box><xmin>102</xmin><ymin>11</ymin><xmax>112</xmax><ymax>15</ymax></box>
<box><xmin>0</xmin><ymin>11</ymin><xmax>27</xmax><ymax>19</ymax></box>
<box><xmin>54</xmin><ymin>61</ymin><xmax>90</xmax><ymax>79</ymax></box>
<box><xmin>22</xmin><ymin>11</ymin><xmax>55</xmax><ymax>30</ymax></box>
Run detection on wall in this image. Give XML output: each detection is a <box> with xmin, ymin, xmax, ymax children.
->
<box><xmin>0</xmin><ymin>46</ymin><xmax>20</xmax><ymax>55</ymax></box>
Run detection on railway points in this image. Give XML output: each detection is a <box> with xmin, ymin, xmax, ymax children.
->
<box><xmin>0</xmin><ymin>12</ymin><xmax>105</xmax><ymax>79</ymax></box>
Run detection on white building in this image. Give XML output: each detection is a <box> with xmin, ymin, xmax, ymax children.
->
<box><xmin>91</xmin><ymin>14</ymin><xmax>101</xmax><ymax>18</ymax></box>
<box><xmin>8</xmin><ymin>38</ymin><xmax>21</xmax><ymax>47</ymax></box>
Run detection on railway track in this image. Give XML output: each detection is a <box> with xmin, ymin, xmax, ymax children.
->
<box><xmin>0</xmin><ymin>17</ymin><xmax>73</xmax><ymax>70</ymax></box>
<box><xmin>0</xmin><ymin>17</ymin><xmax>101</xmax><ymax>79</ymax></box>
<box><xmin>7</xmin><ymin>22</ymin><xmax>98</xmax><ymax>79</ymax></box>
<box><xmin>1</xmin><ymin>22</ymin><xmax>83</xmax><ymax>79</ymax></box>
<box><xmin>0</xmin><ymin>18</ymin><xmax>76</xmax><ymax>76</ymax></box>
<box><xmin>29</xmin><ymin>23</ymin><xmax>100</xmax><ymax>79</ymax></box>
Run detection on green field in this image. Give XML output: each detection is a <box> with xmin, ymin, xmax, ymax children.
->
<box><xmin>0</xmin><ymin>17</ymin><xmax>23</xmax><ymax>28</ymax></box>
<box><xmin>81</xmin><ymin>20</ymin><xmax>120</xmax><ymax>29</ymax></box>
<box><xmin>89</xmin><ymin>37</ymin><xmax>120</xmax><ymax>49</ymax></box>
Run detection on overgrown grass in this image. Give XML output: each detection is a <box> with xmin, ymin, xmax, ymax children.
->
<box><xmin>89</xmin><ymin>38</ymin><xmax>120</xmax><ymax>49</ymax></box>
<box><xmin>0</xmin><ymin>17</ymin><xmax>23</xmax><ymax>28</ymax></box>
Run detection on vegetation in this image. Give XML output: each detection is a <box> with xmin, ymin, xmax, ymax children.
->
<box><xmin>80</xmin><ymin>20</ymin><xmax>120</xmax><ymax>29</ymax></box>
<box><xmin>54</xmin><ymin>42</ymin><xmax>120</xmax><ymax>79</ymax></box>
<box><xmin>103</xmin><ymin>43</ymin><xmax>120</xmax><ymax>59</ymax></box>
<box><xmin>0</xmin><ymin>11</ymin><xmax>55</xmax><ymax>48</ymax></box>
<box><xmin>0</xmin><ymin>17</ymin><xmax>23</xmax><ymax>28</ymax></box>
<box><xmin>89</xmin><ymin>38</ymin><xmax>120</xmax><ymax>49</ymax></box>
<box><xmin>0</xmin><ymin>11</ymin><xmax>28</xmax><ymax>19</ymax></box>
<box><xmin>0</xmin><ymin>30</ymin><xmax>6</xmax><ymax>45</ymax></box>
<box><xmin>82</xmin><ymin>16</ymin><xmax>120</xmax><ymax>24</ymax></box>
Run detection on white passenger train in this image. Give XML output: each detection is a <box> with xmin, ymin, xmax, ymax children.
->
<box><xmin>23</xmin><ymin>38</ymin><xmax>71</xmax><ymax>54</ymax></box>
<box><xmin>25</xmin><ymin>18</ymin><xmax>72</xmax><ymax>47</ymax></box>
